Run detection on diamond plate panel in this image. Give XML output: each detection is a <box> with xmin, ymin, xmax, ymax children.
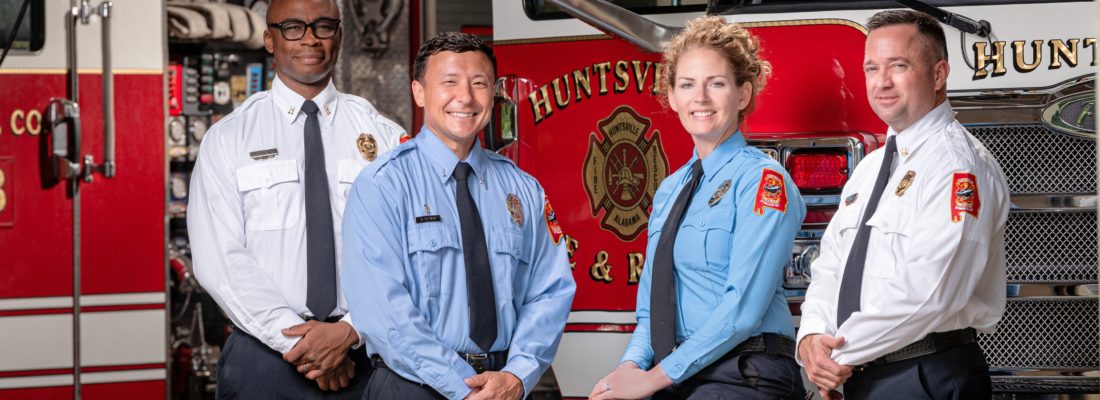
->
<box><xmin>1005</xmin><ymin>212</ymin><xmax>1098</xmax><ymax>283</ymax></box>
<box><xmin>978</xmin><ymin>297</ymin><xmax>1099</xmax><ymax>369</ymax></box>
<box><xmin>967</xmin><ymin>124</ymin><xmax>1096</xmax><ymax>194</ymax></box>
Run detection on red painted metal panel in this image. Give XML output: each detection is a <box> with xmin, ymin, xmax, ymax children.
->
<box><xmin>0</xmin><ymin>386</ymin><xmax>73</xmax><ymax>400</ymax></box>
<box><xmin>83</xmin><ymin>380</ymin><xmax>165</xmax><ymax>399</ymax></box>
<box><xmin>77</xmin><ymin>74</ymin><xmax>166</xmax><ymax>296</ymax></box>
<box><xmin>0</xmin><ymin>72</ymin><xmax>165</xmax><ymax>298</ymax></box>
<box><xmin>494</xmin><ymin>23</ymin><xmax>886</xmax><ymax>312</ymax></box>
<box><xmin>0</xmin><ymin>73</ymin><xmax>74</xmax><ymax>299</ymax></box>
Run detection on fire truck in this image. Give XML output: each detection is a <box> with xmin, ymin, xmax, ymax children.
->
<box><xmin>487</xmin><ymin>0</ymin><xmax>1098</xmax><ymax>398</ymax></box>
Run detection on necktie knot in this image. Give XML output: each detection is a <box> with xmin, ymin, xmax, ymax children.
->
<box><xmin>301</xmin><ymin>99</ymin><xmax>320</xmax><ymax>115</ymax></box>
<box><xmin>453</xmin><ymin>162</ymin><xmax>472</xmax><ymax>181</ymax></box>
<box><xmin>690</xmin><ymin>159</ymin><xmax>704</xmax><ymax>182</ymax></box>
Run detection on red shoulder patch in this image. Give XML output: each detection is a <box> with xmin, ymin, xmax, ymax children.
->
<box><xmin>544</xmin><ymin>195</ymin><xmax>564</xmax><ymax>245</ymax></box>
<box><xmin>399</xmin><ymin>134</ymin><xmax>412</xmax><ymax>144</ymax></box>
<box><xmin>950</xmin><ymin>172</ymin><xmax>981</xmax><ymax>222</ymax></box>
<box><xmin>753</xmin><ymin>168</ymin><xmax>788</xmax><ymax>215</ymax></box>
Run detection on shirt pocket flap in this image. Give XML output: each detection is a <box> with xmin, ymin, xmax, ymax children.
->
<box><xmin>834</xmin><ymin>202</ymin><xmax>864</xmax><ymax>234</ymax></box>
<box><xmin>235</xmin><ymin>160</ymin><xmax>299</xmax><ymax>192</ymax></box>
<box><xmin>490</xmin><ymin>226</ymin><xmax>525</xmax><ymax>259</ymax></box>
<box><xmin>337</xmin><ymin>159</ymin><xmax>361</xmax><ymax>184</ymax></box>
<box><xmin>865</xmin><ymin>197</ymin><xmax>913</xmax><ymax>236</ymax></box>
<box><xmin>408</xmin><ymin>223</ymin><xmax>460</xmax><ymax>253</ymax></box>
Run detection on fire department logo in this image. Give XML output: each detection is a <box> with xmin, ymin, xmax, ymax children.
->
<box><xmin>582</xmin><ymin>106</ymin><xmax>668</xmax><ymax>241</ymax></box>
<box><xmin>951</xmin><ymin>172</ymin><xmax>981</xmax><ymax>222</ymax></box>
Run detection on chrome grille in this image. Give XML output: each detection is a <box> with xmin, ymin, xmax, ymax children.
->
<box><xmin>1005</xmin><ymin>212</ymin><xmax>1098</xmax><ymax>283</ymax></box>
<box><xmin>978</xmin><ymin>297</ymin><xmax>1099</xmax><ymax>369</ymax></box>
<box><xmin>966</xmin><ymin>124</ymin><xmax>1096</xmax><ymax>194</ymax></box>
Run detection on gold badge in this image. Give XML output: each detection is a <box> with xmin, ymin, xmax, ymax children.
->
<box><xmin>895</xmin><ymin>170</ymin><xmax>916</xmax><ymax>196</ymax></box>
<box><xmin>582</xmin><ymin>106</ymin><xmax>669</xmax><ymax>241</ymax></box>
<box><xmin>708</xmin><ymin>180</ymin><xmax>732</xmax><ymax>206</ymax></box>
<box><xmin>356</xmin><ymin>133</ymin><xmax>378</xmax><ymax>161</ymax></box>
<box><xmin>506</xmin><ymin>194</ymin><xmax>523</xmax><ymax>225</ymax></box>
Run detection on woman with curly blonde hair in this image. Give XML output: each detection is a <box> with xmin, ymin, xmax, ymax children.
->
<box><xmin>590</xmin><ymin>16</ymin><xmax>806</xmax><ymax>400</ymax></box>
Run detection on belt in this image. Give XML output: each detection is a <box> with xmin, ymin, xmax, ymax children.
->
<box><xmin>856</xmin><ymin>328</ymin><xmax>977</xmax><ymax>371</ymax></box>
<box><xmin>371</xmin><ymin>351</ymin><xmax>508</xmax><ymax>374</ymax></box>
<box><xmin>729</xmin><ymin>333</ymin><xmax>796</xmax><ymax>359</ymax></box>
<box><xmin>300</xmin><ymin>314</ymin><xmax>345</xmax><ymax>323</ymax></box>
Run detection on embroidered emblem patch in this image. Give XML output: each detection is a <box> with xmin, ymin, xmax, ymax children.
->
<box><xmin>708</xmin><ymin>180</ymin><xmax>732</xmax><ymax>206</ymax></box>
<box><xmin>356</xmin><ymin>133</ymin><xmax>378</xmax><ymax>161</ymax></box>
<box><xmin>506</xmin><ymin>194</ymin><xmax>523</xmax><ymax>225</ymax></box>
<box><xmin>844</xmin><ymin>193</ymin><xmax>858</xmax><ymax>206</ymax></box>
<box><xmin>895</xmin><ymin>170</ymin><xmax>916</xmax><ymax>196</ymax></box>
<box><xmin>950</xmin><ymin>172</ymin><xmax>981</xmax><ymax>222</ymax></box>
<box><xmin>753</xmin><ymin>168</ymin><xmax>788</xmax><ymax>215</ymax></box>
<box><xmin>544</xmin><ymin>195</ymin><xmax>564</xmax><ymax>245</ymax></box>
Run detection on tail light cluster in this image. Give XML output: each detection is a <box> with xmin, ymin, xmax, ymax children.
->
<box><xmin>785</xmin><ymin>151</ymin><xmax>849</xmax><ymax>192</ymax></box>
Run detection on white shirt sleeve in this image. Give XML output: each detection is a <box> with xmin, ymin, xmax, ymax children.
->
<box><xmin>188</xmin><ymin>127</ymin><xmax>305</xmax><ymax>354</ymax></box>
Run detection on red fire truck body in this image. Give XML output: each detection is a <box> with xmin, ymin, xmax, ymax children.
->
<box><xmin>0</xmin><ymin>0</ymin><xmax>167</xmax><ymax>397</ymax></box>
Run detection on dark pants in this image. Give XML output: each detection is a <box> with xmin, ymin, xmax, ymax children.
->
<box><xmin>216</xmin><ymin>330</ymin><xmax>372</xmax><ymax>399</ymax></box>
<box><xmin>363</xmin><ymin>354</ymin><xmax>506</xmax><ymax>400</ymax></box>
<box><xmin>652</xmin><ymin>351</ymin><xmax>806</xmax><ymax>400</ymax></box>
<box><xmin>844</xmin><ymin>343</ymin><xmax>992</xmax><ymax>400</ymax></box>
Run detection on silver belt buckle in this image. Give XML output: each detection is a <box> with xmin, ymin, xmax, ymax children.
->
<box><xmin>463</xmin><ymin>353</ymin><xmax>488</xmax><ymax>361</ymax></box>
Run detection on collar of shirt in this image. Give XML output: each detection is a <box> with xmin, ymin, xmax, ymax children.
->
<box><xmin>416</xmin><ymin>126</ymin><xmax>489</xmax><ymax>184</ymax></box>
<box><xmin>888</xmin><ymin>101</ymin><xmax>953</xmax><ymax>160</ymax></box>
<box><xmin>270</xmin><ymin>75</ymin><xmax>340</xmax><ymax>127</ymax></box>
<box><xmin>685</xmin><ymin>130</ymin><xmax>747</xmax><ymax>184</ymax></box>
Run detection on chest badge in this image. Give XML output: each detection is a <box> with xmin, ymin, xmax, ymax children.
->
<box><xmin>895</xmin><ymin>170</ymin><xmax>916</xmax><ymax>196</ymax></box>
<box><xmin>506</xmin><ymin>193</ymin><xmax>523</xmax><ymax>225</ymax></box>
<box><xmin>708</xmin><ymin>180</ymin><xmax>732</xmax><ymax>206</ymax></box>
<box><xmin>844</xmin><ymin>193</ymin><xmax>858</xmax><ymax>206</ymax></box>
<box><xmin>356</xmin><ymin>133</ymin><xmax>378</xmax><ymax>161</ymax></box>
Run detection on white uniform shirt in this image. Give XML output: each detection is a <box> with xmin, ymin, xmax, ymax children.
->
<box><xmin>188</xmin><ymin>76</ymin><xmax>404</xmax><ymax>353</ymax></box>
<box><xmin>797</xmin><ymin>101</ymin><xmax>1010</xmax><ymax>366</ymax></box>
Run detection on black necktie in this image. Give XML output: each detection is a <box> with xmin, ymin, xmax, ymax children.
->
<box><xmin>651</xmin><ymin>159</ymin><xmax>704</xmax><ymax>365</ymax></box>
<box><xmin>302</xmin><ymin>100</ymin><xmax>337</xmax><ymax>320</ymax></box>
<box><xmin>453</xmin><ymin>162</ymin><xmax>498</xmax><ymax>352</ymax></box>
<box><xmin>837</xmin><ymin>135</ymin><xmax>897</xmax><ymax>327</ymax></box>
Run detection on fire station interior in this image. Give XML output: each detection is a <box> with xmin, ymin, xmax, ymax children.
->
<box><xmin>0</xmin><ymin>0</ymin><xmax>1098</xmax><ymax>399</ymax></box>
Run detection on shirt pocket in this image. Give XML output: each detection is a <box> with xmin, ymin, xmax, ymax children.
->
<box><xmin>864</xmin><ymin>196</ymin><xmax>914</xmax><ymax>280</ymax></box>
<box><xmin>235</xmin><ymin>160</ymin><xmax>300</xmax><ymax>231</ymax></box>
<box><xmin>489</xmin><ymin>225</ymin><xmax>525</xmax><ymax>301</ymax></box>
<box><xmin>679</xmin><ymin>216</ymin><xmax>732</xmax><ymax>272</ymax></box>
<box><xmin>335</xmin><ymin>159</ymin><xmax>362</xmax><ymax>214</ymax></box>
<box><xmin>406</xmin><ymin>222</ymin><xmax>460</xmax><ymax>304</ymax></box>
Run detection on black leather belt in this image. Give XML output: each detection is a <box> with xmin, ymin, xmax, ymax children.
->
<box><xmin>730</xmin><ymin>333</ymin><xmax>796</xmax><ymax>359</ymax></box>
<box><xmin>371</xmin><ymin>351</ymin><xmax>507</xmax><ymax>374</ymax></box>
<box><xmin>300</xmin><ymin>314</ymin><xmax>344</xmax><ymax>323</ymax></box>
<box><xmin>856</xmin><ymin>328</ymin><xmax>978</xmax><ymax>371</ymax></box>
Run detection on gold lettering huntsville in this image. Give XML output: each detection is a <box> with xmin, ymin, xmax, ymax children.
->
<box><xmin>973</xmin><ymin>37</ymin><xmax>1096</xmax><ymax>80</ymax></box>
<box><xmin>590</xmin><ymin>250</ymin><xmax>613</xmax><ymax>283</ymax></box>
<box><xmin>627</xmin><ymin>252</ymin><xmax>644</xmax><ymax>284</ymax></box>
<box><xmin>529</xmin><ymin>60</ymin><xmax>665</xmax><ymax>125</ymax></box>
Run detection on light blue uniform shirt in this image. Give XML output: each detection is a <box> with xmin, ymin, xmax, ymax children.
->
<box><xmin>341</xmin><ymin>127</ymin><xmax>576</xmax><ymax>400</ymax></box>
<box><xmin>620</xmin><ymin>132</ymin><xmax>806</xmax><ymax>383</ymax></box>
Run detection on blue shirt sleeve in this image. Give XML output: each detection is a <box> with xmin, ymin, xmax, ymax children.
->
<box><xmin>500</xmin><ymin>189</ymin><xmax>577</xmax><ymax>396</ymax></box>
<box><xmin>341</xmin><ymin>169</ymin><xmax>478</xmax><ymax>400</ymax></box>
<box><xmin>657</xmin><ymin>166</ymin><xmax>806</xmax><ymax>382</ymax></box>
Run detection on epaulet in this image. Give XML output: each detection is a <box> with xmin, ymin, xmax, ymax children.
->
<box><xmin>484</xmin><ymin>150</ymin><xmax>540</xmax><ymax>186</ymax></box>
<box><xmin>205</xmin><ymin>90</ymin><xmax>270</xmax><ymax>137</ymax></box>
<box><xmin>339</xmin><ymin>93</ymin><xmax>379</xmax><ymax>114</ymax></box>
<box><xmin>368</xmin><ymin>139</ymin><xmax>418</xmax><ymax>174</ymax></box>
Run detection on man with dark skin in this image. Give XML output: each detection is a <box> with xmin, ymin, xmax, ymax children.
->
<box><xmin>189</xmin><ymin>0</ymin><xmax>405</xmax><ymax>396</ymax></box>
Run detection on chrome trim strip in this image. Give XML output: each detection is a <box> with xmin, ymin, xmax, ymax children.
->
<box><xmin>1006</xmin><ymin>285</ymin><xmax>1099</xmax><ymax>297</ymax></box>
<box><xmin>1010</xmin><ymin>194</ymin><xmax>1098</xmax><ymax>211</ymax></box>
<box><xmin>950</xmin><ymin>74</ymin><xmax>1094</xmax><ymax>130</ymax></box>
<box><xmin>543</xmin><ymin>0</ymin><xmax>678</xmax><ymax>53</ymax></box>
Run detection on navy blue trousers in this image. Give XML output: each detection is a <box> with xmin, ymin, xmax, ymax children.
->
<box><xmin>652</xmin><ymin>352</ymin><xmax>806</xmax><ymax>400</ymax></box>
<box><xmin>216</xmin><ymin>330</ymin><xmax>372</xmax><ymax>399</ymax></box>
<box><xmin>843</xmin><ymin>343</ymin><xmax>992</xmax><ymax>400</ymax></box>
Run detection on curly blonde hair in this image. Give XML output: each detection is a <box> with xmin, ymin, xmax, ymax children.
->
<box><xmin>661</xmin><ymin>16</ymin><xmax>771</xmax><ymax>124</ymax></box>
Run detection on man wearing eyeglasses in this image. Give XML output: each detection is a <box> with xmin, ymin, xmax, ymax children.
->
<box><xmin>188</xmin><ymin>0</ymin><xmax>405</xmax><ymax>397</ymax></box>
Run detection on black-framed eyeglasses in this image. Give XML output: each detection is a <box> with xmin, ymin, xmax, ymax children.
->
<box><xmin>268</xmin><ymin>18</ymin><xmax>341</xmax><ymax>41</ymax></box>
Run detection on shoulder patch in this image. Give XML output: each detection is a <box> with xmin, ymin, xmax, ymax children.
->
<box><xmin>544</xmin><ymin>195</ymin><xmax>564</xmax><ymax>245</ymax></box>
<box><xmin>753</xmin><ymin>168</ymin><xmax>788</xmax><ymax>215</ymax></box>
<box><xmin>950</xmin><ymin>172</ymin><xmax>980</xmax><ymax>222</ymax></box>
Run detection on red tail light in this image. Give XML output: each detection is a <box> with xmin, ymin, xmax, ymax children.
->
<box><xmin>785</xmin><ymin>152</ymin><xmax>848</xmax><ymax>191</ymax></box>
